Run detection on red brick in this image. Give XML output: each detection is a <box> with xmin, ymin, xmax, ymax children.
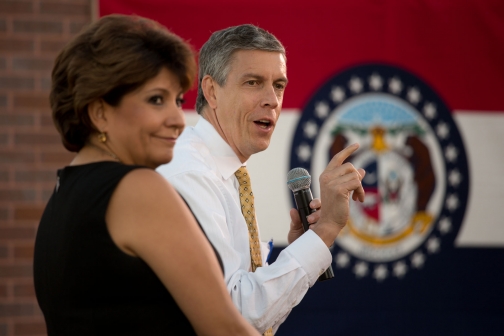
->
<box><xmin>0</xmin><ymin>227</ymin><xmax>36</xmax><ymax>240</ymax></box>
<box><xmin>0</xmin><ymin>19</ymin><xmax>6</xmax><ymax>33</ymax></box>
<box><xmin>34</xmin><ymin>304</ymin><xmax>43</xmax><ymax>317</ymax></box>
<box><xmin>15</xmin><ymin>170</ymin><xmax>56</xmax><ymax>183</ymax></box>
<box><xmin>0</xmin><ymin>1</ymin><xmax>33</xmax><ymax>14</ymax></box>
<box><xmin>0</xmin><ymin>265</ymin><xmax>33</xmax><ymax>278</ymax></box>
<box><xmin>13</xmin><ymin>20</ymin><xmax>63</xmax><ymax>34</ymax></box>
<box><xmin>14</xmin><ymin>321</ymin><xmax>46</xmax><ymax>335</ymax></box>
<box><xmin>0</xmin><ymin>244</ymin><xmax>7</xmax><ymax>258</ymax></box>
<box><xmin>0</xmin><ymin>189</ymin><xmax>36</xmax><ymax>202</ymax></box>
<box><xmin>14</xmin><ymin>206</ymin><xmax>44</xmax><ymax>221</ymax></box>
<box><xmin>13</xmin><ymin>282</ymin><xmax>35</xmax><ymax>297</ymax></box>
<box><xmin>0</xmin><ymin>303</ymin><xmax>34</xmax><ymax>317</ymax></box>
<box><xmin>0</xmin><ymin>134</ymin><xmax>8</xmax><ymax>146</ymax></box>
<box><xmin>40</xmin><ymin>151</ymin><xmax>73</xmax><ymax>164</ymax></box>
<box><xmin>13</xmin><ymin>244</ymin><xmax>35</xmax><ymax>260</ymax></box>
<box><xmin>70</xmin><ymin>20</ymin><xmax>90</xmax><ymax>34</ymax></box>
<box><xmin>0</xmin><ymin>114</ymin><xmax>35</xmax><ymax>126</ymax></box>
<box><xmin>41</xmin><ymin>115</ymin><xmax>54</xmax><ymax>127</ymax></box>
<box><xmin>0</xmin><ymin>38</ymin><xmax>34</xmax><ymax>53</ymax></box>
<box><xmin>40</xmin><ymin>1</ymin><xmax>90</xmax><ymax>16</ymax></box>
<box><xmin>0</xmin><ymin>207</ymin><xmax>8</xmax><ymax>220</ymax></box>
<box><xmin>13</xmin><ymin>93</ymin><xmax>50</xmax><ymax>109</ymax></box>
<box><xmin>0</xmin><ymin>0</ymin><xmax>91</xmax><ymax>332</ymax></box>
<box><xmin>13</xmin><ymin>58</ymin><xmax>54</xmax><ymax>72</ymax></box>
<box><xmin>40</xmin><ymin>77</ymin><xmax>51</xmax><ymax>91</ymax></box>
<box><xmin>0</xmin><ymin>151</ymin><xmax>35</xmax><ymax>164</ymax></box>
<box><xmin>15</xmin><ymin>133</ymin><xmax>61</xmax><ymax>146</ymax></box>
<box><xmin>0</xmin><ymin>76</ymin><xmax>35</xmax><ymax>90</ymax></box>
<box><xmin>0</xmin><ymin>170</ymin><xmax>8</xmax><ymax>182</ymax></box>
<box><xmin>40</xmin><ymin>39</ymin><xmax>69</xmax><ymax>54</ymax></box>
<box><xmin>41</xmin><ymin>189</ymin><xmax>53</xmax><ymax>202</ymax></box>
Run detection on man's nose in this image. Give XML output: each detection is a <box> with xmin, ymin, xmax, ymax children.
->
<box><xmin>261</xmin><ymin>84</ymin><xmax>280</xmax><ymax>109</ymax></box>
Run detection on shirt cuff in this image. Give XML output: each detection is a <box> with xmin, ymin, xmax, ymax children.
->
<box><xmin>283</xmin><ymin>229</ymin><xmax>332</xmax><ymax>286</ymax></box>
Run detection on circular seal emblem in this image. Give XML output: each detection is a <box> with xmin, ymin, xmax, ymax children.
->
<box><xmin>289</xmin><ymin>64</ymin><xmax>470</xmax><ymax>281</ymax></box>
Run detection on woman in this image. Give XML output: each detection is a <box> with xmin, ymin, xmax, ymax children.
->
<box><xmin>33</xmin><ymin>15</ymin><xmax>259</xmax><ymax>335</ymax></box>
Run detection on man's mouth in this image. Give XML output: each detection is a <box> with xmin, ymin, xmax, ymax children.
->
<box><xmin>254</xmin><ymin>119</ymin><xmax>272</xmax><ymax>129</ymax></box>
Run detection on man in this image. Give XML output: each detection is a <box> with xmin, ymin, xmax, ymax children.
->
<box><xmin>157</xmin><ymin>24</ymin><xmax>365</xmax><ymax>334</ymax></box>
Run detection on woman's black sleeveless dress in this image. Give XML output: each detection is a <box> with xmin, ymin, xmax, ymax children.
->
<box><xmin>33</xmin><ymin>162</ymin><xmax>222</xmax><ymax>335</ymax></box>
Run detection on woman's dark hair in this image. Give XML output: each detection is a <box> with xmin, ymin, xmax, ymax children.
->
<box><xmin>51</xmin><ymin>14</ymin><xmax>197</xmax><ymax>152</ymax></box>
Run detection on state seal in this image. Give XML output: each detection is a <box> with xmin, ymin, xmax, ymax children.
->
<box><xmin>289</xmin><ymin>64</ymin><xmax>469</xmax><ymax>281</ymax></box>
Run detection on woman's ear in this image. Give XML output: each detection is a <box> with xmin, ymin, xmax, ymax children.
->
<box><xmin>201</xmin><ymin>75</ymin><xmax>218</xmax><ymax>110</ymax></box>
<box><xmin>87</xmin><ymin>99</ymin><xmax>108</xmax><ymax>132</ymax></box>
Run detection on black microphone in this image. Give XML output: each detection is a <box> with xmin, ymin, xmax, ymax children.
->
<box><xmin>287</xmin><ymin>168</ymin><xmax>334</xmax><ymax>281</ymax></box>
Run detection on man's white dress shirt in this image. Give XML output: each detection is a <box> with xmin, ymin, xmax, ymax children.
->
<box><xmin>157</xmin><ymin>117</ymin><xmax>332</xmax><ymax>333</ymax></box>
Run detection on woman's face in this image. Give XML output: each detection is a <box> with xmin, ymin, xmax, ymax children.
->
<box><xmin>103</xmin><ymin>68</ymin><xmax>186</xmax><ymax>168</ymax></box>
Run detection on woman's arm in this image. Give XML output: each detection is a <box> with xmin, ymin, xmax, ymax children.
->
<box><xmin>106</xmin><ymin>168</ymin><xmax>259</xmax><ymax>336</ymax></box>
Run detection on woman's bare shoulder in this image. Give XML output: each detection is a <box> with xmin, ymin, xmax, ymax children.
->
<box><xmin>107</xmin><ymin>167</ymin><xmax>187</xmax><ymax>229</ymax></box>
<box><xmin>106</xmin><ymin>167</ymin><xmax>190</xmax><ymax>256</ymax></box>
<box><xmin>115</xmin><ymin>168</ymin><xmax>179</xmax><ymax>202</ymax></box>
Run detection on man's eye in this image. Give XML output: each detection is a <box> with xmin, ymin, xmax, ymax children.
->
<box><xmin>275</xmin><ymin>83</ymin><xmax>286</xmax><ymax>90</ymax></box>
<box><xmin>246</xmin><ymin>80</ymin><xmax>257</xmax><ymax>86</ymax></box>
<box><xmin>176</xmin><ymin>98</ymin><xmax>186</xmax><ymax>107</ymax></box>
<box><xmin>149</xmin><ymin>96</ymin><xmax>163</xmax><ymax>105</ymax></box>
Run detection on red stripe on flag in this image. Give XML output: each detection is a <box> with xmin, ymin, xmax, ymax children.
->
<box><xmin>100</xmin><ymin>0</ymin><xmax>504</xmax><ymax>112</ymax></box>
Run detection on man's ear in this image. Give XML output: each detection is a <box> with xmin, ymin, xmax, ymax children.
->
<box><xmin>87</xmin><ymin>99</ymin><xmax>109</xmax><ymax>132</ymax></box>
<box><xmin>201</xmin><ymin>75</ymin><xmax>218</xmax><ymax>109</ymax></box>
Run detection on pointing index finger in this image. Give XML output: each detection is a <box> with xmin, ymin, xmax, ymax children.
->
<box><xmin>326</xmin><ymin>143</ymin><xmax>360</xmax><ymax>170</ymax></box>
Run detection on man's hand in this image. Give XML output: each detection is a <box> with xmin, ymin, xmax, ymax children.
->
<box><xmin>287</xmin><ymin>198</ymin><xmax>321</xmax><ymax>244</ymax></box>
<box><xmin>311</xmin><ymin>143</ymin><xmax>366</xmax><ymax>247</ymax></box>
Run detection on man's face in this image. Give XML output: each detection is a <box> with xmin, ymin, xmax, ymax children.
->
<box><xmin>211</xmin><ymin>49</ymin><xmax>287</xmax><ymax>162</ymax></box>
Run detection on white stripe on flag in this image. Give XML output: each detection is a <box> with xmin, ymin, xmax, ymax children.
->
<box><xmin>453</xmin><ymin>112</ymin><xmax>504</xmax><ymax>247</ymax></box>
<box><xmin>182</xmin><ymin>110</ymin><xmax>504</xmax><ymax>247</ymax></box>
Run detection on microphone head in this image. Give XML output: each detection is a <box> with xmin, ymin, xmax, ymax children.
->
<box><xmin>287</xmin><ymin>167</ymin><xmax>311</xmax><ymax>192</ymax></box>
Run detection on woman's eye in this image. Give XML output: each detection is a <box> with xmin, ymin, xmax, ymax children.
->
<box><xmin>149</xmin><ymin>95</ymin><xmax>163</xmax><ymax>105</ymax></box>
<box><xmin>176</xmin><ymin>98</ymin><xmax>186</xmax><ymax>107</ymax></box>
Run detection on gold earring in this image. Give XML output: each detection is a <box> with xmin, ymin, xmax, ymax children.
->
<box><xmin>98</xmin><ymin>132</ymin><xmax>107</xmax><ymax>143</ymax></box>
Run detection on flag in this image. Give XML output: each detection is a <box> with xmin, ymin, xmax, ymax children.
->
<box><xmin>101</xmin><ymin>1</ymin><xmax>504</xmax><ymax>334</ymax></box>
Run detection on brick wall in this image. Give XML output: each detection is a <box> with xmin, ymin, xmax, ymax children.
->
<box><xmin>0</xmin><ymin>1</ymin><xmax>95</xmax><ymax>335</ymax></box>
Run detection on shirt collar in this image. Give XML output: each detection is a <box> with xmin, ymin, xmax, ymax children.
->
<box><xmin>194</xmin><ymin>116</ymin><xmax>246</xmax><ymax>180</ymax></box>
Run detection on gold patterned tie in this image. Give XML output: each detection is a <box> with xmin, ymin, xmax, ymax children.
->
<box><xmin>234</xmin><ymin>166</ymin><xmax>274</xmax><ymax>336</ymax></box>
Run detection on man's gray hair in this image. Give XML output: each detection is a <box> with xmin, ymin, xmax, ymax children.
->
<box><xmin>195</xmin><ymin>24</ymin><xmax>286</xmax><ymax>114</ymax></box>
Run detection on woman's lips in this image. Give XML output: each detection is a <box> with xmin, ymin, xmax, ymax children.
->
<box><xmin>155</xmin><ymin>136</ymin><xmax>178</xmax><ymax>144</ymax></box>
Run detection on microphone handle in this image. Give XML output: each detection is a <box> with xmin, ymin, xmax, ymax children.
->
<box><xmin>293</xmin><ymin>189</ymin><xmax>334</xmax><ymax>282</ymax></box>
